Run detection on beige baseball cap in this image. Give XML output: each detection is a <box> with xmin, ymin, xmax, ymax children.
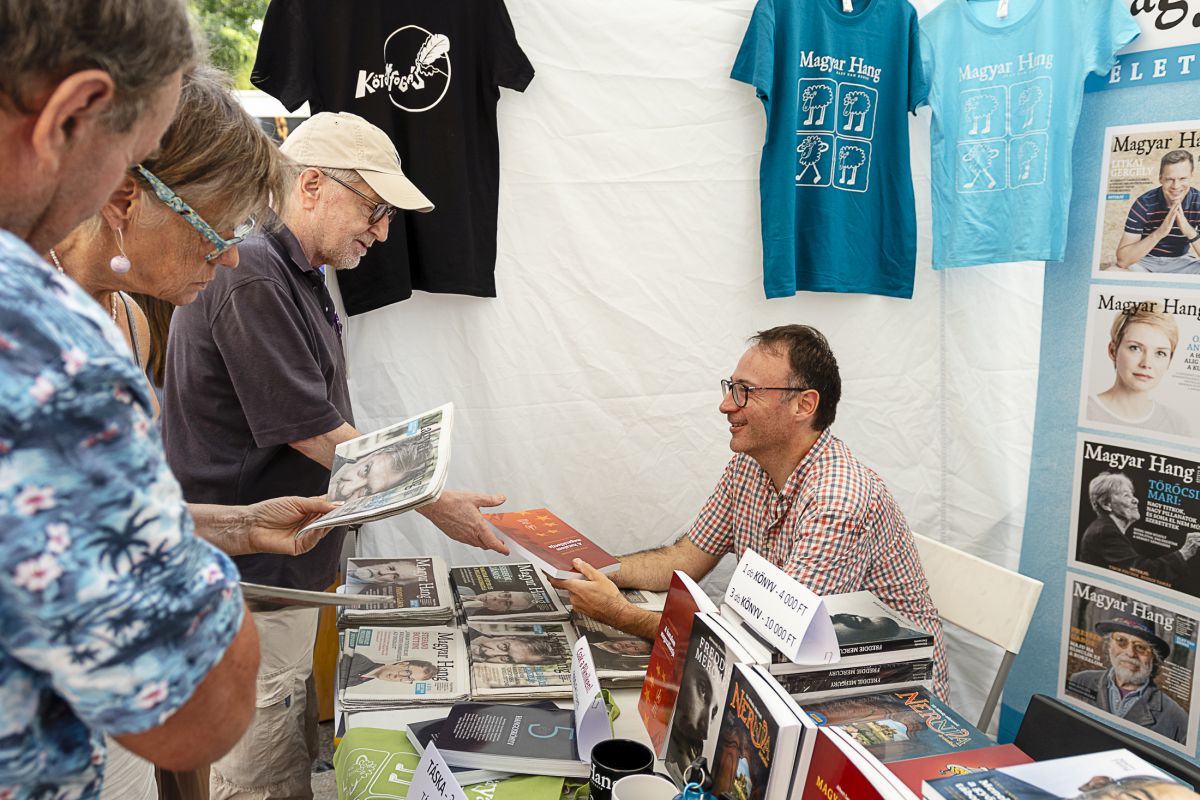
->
<box><xmin>280</xmin><ymin>112</ymin><xmax>434</xmax><ymax>213</ymax></box>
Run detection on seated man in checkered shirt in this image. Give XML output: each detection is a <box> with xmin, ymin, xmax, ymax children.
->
<box><xmin>555</xmin><ymin>324</ymin><xmax>949</xmax><ymax>699</ymax></box>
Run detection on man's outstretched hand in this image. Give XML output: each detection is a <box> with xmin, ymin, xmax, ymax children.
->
<box><xmin>418</xmin><ymin>490</ymin><xmax>510</xmax><ymax>554</ymax></box>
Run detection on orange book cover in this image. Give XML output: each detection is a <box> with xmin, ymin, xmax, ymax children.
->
<box><xmin>638</xmin><ymin>571</ymin><xmax>716</xmax><ymax>757</ymax></box>
<box><xmin>483</xmin><ymin>508</ymin><xmax>619</xmax><ymax>580</ymax></box>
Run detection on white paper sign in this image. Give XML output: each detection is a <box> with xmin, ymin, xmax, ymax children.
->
<box><xmin>571</xmin><ymin>635</ymin><xmax>611</xmax><ymax>760</ymax></box>
<box><xmin>408</xmin><ymin>743</ymin><xmax>468</xmax><ymax>800</ymax></box>
<box><xmin>724</xmin><ymin>549</ymin><xmax>840</xmax><ymax>665</ymax></box>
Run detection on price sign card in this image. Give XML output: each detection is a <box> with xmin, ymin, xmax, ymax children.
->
<box><xmin>724</xmin><ymin>548</ymin><xmax>840</xmax><ymax>665</ymax></box>
<box><xmin>571</xmin><ymin>635</ymin><xmax>611</xmax><ymax>760</ymax></box>
<box><xmin>409</xmin><ymin>742</ymin><xmax>468</xmax><ymax>800</ymax></box>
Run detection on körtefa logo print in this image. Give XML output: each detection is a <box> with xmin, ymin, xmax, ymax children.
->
<box><xmin>355</xmin><ymin>25</ymin><xmax>451</xmax><ymax>112</ymax></box>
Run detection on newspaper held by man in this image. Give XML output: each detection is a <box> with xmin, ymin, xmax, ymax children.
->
<box><xmin>298</xmin><ymin>403</ymin><xmax>453</xmax><ymax>534</ymax></box>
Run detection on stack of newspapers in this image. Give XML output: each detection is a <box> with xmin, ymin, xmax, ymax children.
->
<box><xmin>465</xmin><ymin>620</ymin><xmax>579</xmax><ymax>700</ymax></box>
<box><xmin>338</xmin><ymin>625</ymin><xmax>469</xmax><ymax>711</ymax></box>
<box><xmin>337</xmin><ymin>556</ymin><xmax>456</xmax><ymax>628</ymax></box>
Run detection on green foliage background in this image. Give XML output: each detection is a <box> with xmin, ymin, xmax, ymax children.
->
<box><xmin>190</xmin><ymin>0</ymin><xmax>268</xmax><ymax>88</ymax></box>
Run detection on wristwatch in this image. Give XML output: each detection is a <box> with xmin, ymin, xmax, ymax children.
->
<box><xmin>1189</xmin><ymin>231</ymin><xmax>1200</xmax><ymax>243</ymax></box>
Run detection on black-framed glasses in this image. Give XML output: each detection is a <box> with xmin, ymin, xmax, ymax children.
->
<box><xmin>721</xmin><ymin>378</ymin><xmax>806</xmax><ymax>408</ymax></box>
<box><xmin>321</xmin><ymin>171</ymin><xmax>398</xmax><ymax>226</ymax></box>
<box><xmin>136</xmin><ymin>164</ymin><xmax>255</xmax><ymax>262</ymax></box>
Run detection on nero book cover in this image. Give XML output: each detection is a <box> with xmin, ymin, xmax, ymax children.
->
<box><xmin>639</xmin><ymin>570</ymin><xmax>718</xmax><ymax>757</ymax></box>
<box><xmin>802</xmin><ymin>686</ymin><xmax>990</xmax><ymax>763</ymax></box>
<box><xmin>482</xmin><ymin>508</ymin><xmax>618</xmax><ymax>579</ymax></box>
<box><xmin>711</xmin><ymin>666</ymin><xmax>781</xmax><ymax>800</ymax></box>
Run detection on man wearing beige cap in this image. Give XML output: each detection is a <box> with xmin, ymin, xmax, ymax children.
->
<box><xmin>161</xmin><ymin>112</ymin><xmax>509</xmax><ymax>799</ymax></box>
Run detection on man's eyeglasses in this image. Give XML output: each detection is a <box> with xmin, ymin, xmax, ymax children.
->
<box><xmin>1110</xmin><ymin>633</ymin><xmax>1154</xmax><ymax>658</ymax></box>
<box><xmin>135</xmin><ymin>164</ymin><xmax>255</xmax><ymax>262</ymax></box>
<box><xmin>721</xmin><ymin>379</ymin><xmax>806</xmax><ymax>408</ymax></box>
<box><xmin>322</xmin><ymin>171</ymin><xmax>398</xmax><ymax>226</ymax></box>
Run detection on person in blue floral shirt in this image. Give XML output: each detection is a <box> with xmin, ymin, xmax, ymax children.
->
<box><xmin>0</xmin><ymin>3</ymin><xmax>330</xmax><ymax>798</ymax></box>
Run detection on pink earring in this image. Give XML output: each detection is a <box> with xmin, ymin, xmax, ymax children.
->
<box><xmin>110</xmin><ymin>228</ymin><xmax>131</xmax><ymax>274</ymax></box>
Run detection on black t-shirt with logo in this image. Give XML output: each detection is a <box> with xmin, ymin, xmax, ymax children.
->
<box><xmin>253</xmin><ymin>0</ymin><xmax>534</xmax><ymax>315</ymax></box>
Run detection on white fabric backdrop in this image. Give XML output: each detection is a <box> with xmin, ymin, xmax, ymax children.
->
<box><xmin>324</xmin><ymin>0</ymin><xmax>1045</xmax><ymax>723</ymax></box>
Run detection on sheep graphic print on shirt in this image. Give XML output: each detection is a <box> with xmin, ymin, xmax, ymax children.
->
<box><xmin>733</xmin><ymin>0</ymin><xmax>927</xmax><ymax>299</ymax></box>
<box><xmin>919</xmin><ymin>0</ymin><xmax>1137</xmax><ymax>269</ymax></box>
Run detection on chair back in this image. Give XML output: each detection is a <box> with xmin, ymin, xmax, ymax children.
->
<box><xmin>913</xmin><ymin>533</ymin><xmax>1041</xmax><ymax>654</ymax></box>
<box><xmin>913</xmin><ymin>533</ymin><xmax>1043</xmax><ymax>730</ymax></box>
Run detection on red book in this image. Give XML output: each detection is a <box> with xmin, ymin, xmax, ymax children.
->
<box><xmin>800</xmin><ymin>728</ymin><xmax>910</xmax><ymax>800</ymax></box>
<box><xmin>483</xmin><ymin>508</ymin><xmax>619</xmax><ymax>579</ymax></box>
<box><xmin>885</xmin><ymin>744</ymin><xmax>1032</xmax><ymax>795</ymax></box>
<box><xmin>637</xmin><ymin>571</ymin><xmax>717</xmax><ymax>757</ymax></box>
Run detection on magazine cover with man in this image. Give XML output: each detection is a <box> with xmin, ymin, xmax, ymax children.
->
<box><xmin>450</xmin><ymin>562</ymin><xmax>568</xmax><ymax>621</ymax></box>
<box><xmin>1091</xmin><ymin>120</ymin><xmax>1200</xmax><ymax>283</ymax></box>
<box><xmin>340</xmin><ymin>625</ymin><xmax>468</xmax><ymax>708</ymax></box>
<box><xmin>466</xmin><ymin>621</ymin><xmax>577</xmax><ymax>698</ymax></box>
<box><xmin>1058</xmin><ymin>576</ymin><xmax>1199</xmax><ymax>753</ymax></box>
<box><xmin>299</xmin><ymin>403</ymin><xmax>453</xmax><ymax>532</ymax></box>
<box><xmin>1076</xmin><ymin>286</ymin><xmax>1200</xmax><ymax>449</ymax></box>
<box><xmin>1067</xmin><ymin>434</ymin><xmax>1200</xmax><ymax>604</ymax></box>
<box><xmin>573</xmin><ymin>614</ymin><xmax>652</xmax><ymax>682</ymax></box>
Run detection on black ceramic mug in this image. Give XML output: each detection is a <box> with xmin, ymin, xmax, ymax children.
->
<box><xmin>589</xmin><ymin>738</ymin><xmax>656</xmax><ymax>800</ymax></box>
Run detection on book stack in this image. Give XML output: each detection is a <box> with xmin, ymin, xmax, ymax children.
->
<box><xmin>423</xmin><ymin>701</ymin><xmax>590</xmax><ymax>778</ymax></box>
<box><xmin>450</xmin><ymin>562</ymin><xmax>569</xmax><ymax>623</ymax></box>
<box><xmin>338</xmin><ymin>556</ymin><xmax>456</xmax><ymax>628</ymax></box>
<box><xmin>733</xmin><ymin>591</ymin><xmax>936</xmax><ymax>702</ymax></box>
<box><xmin>466</xmin><ymin>620</ymin><xmax>578</xmax><ymax>700</ymax></box>
<box><xmin>338</xmin><ymin>625</ymin><xmax>469</xmax><ymax>711</ymax></box>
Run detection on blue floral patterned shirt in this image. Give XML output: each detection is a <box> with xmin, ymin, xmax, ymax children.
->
<box><xmin>0</xmin><ymin>229</ymin><xmax>245</xmax><ymax>799</ymax></box>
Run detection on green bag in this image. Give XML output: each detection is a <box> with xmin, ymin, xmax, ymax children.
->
<box><xmin>334</xmin><ymin>727</ymin><xmax>564</xmax><ymax>800</ymax></box>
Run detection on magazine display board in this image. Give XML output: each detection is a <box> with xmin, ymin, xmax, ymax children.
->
<box><xmin>1009</xmin><ymin>10</ymin><xmax>1200</xmax><ymax>758</ymax></box>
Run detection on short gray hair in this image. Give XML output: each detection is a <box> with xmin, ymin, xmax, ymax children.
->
<box><xmin>0</xmin><ymin>0</ymin><xmax>201</xmax><ymax>131</ymax></box>
<box><xmin>1088</xmin><ymin>472</ymin><xmax>1131</xmax><ymax>516</ymax></box>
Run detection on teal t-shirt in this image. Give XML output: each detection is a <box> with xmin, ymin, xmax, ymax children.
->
<box><xmin>919</xmin><ymin>0</ymin><xmax>1138</xmax><ymax>269</ymax></box>
<box><xmin>733</xmin><ymin>0</ymin><xmax>928</xmax><ymax>299</ymax></box>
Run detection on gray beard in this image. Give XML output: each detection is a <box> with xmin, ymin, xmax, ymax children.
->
<box><xmin>1112</xmin><ymin>660</ymin><xmax>1151</xmax><ymax>689</ymax></box>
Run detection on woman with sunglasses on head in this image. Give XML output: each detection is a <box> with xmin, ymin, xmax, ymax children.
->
<box><xmin>49</xmin><ymin>65</ymin><xmax>339</xmax><ymax>800</ymax></box>
<box><xmin>50</xmin><ymin>65</ymin><xmax>263</xmax><ymax>416</ymax></box>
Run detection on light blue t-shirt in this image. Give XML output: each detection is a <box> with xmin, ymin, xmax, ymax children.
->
<box><xmin>919</xmin><ymin>0</ymin><xmax>1138</xmax><ymax>269</ymax></box>
<box><xmin>0</xmin><ymin>229</ymin><xmax>245</xmax><ymax>799</ymax></box>
<box><xmin>733</xmin><ymin>0</ymin><xmax>928</xmax><ymax>299</ymax></box>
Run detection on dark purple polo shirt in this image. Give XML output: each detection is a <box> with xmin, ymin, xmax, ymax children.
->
<box><xmin>162</xmin><ymin>218</ymin><xmax>354</xmax><ymax>590</ymax></box>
